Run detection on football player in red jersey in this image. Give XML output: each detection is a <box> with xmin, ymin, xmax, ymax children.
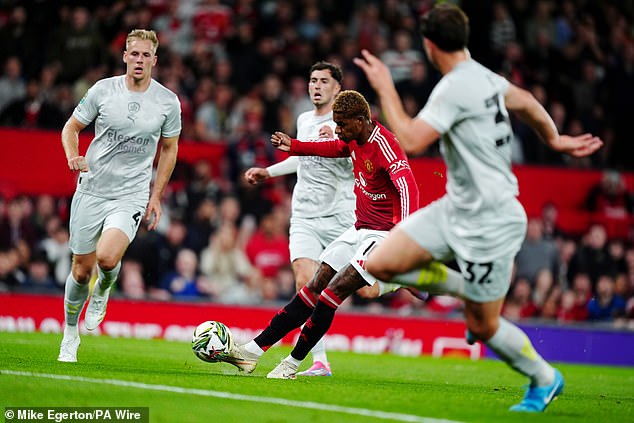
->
<box><xmin>218</xmin><ymin>90</ymin><xmax>419</xmax><ymax>378</ymax></box>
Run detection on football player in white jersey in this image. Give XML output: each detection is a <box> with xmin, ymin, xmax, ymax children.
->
<box><xmin>58</xmin><ymin>29</ymin><xmax>181</xmax><ymax>362</ymax></box>
<box><xmin>355</xmin><ymin>4</ymin><xmax>603</xmax><ymax>413</ymax></box>
<box><xmin>244</xmin><ymin>62</ymin><xmax>355</xmax><ymax>376</ymax></box>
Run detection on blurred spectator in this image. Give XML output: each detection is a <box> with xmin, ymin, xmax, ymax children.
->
<box><xmin>119</xmin><ymin>260</ymin><xmax>147</xmax><ymax>300</ymax></box>
<box><xmin>395</xmin><ymin>60</ymin><xmax>434</xmax><ymax>113</ymax></box>
<box><xmin>557</xmin><ymin>288</ymin><xmax>588</xmax><ymax>322</ymax></box>
<box><xmin>154</xmin><ymin>219</ymin><xmax>189</xmax><ymax>286</ymax></box>
<box><xmin>540</xmin><ymin>201</ymin><xmax>563</xmax><ymax>241</ymax></box>
<box><xmin>178</xmin><ymin>159</ymin><xmax>223</xmax><ymax>221</ymax></box>
<box><xmin>503</xmin><ymin>278</ymin><xmax>539</xmax><ymax>321</ymax></box>
<box><xmin>199</xmin><ymin>223</ymin><xmax>255</xmax><ymax>302</ymax></box>
<box><xmin>194</xmin><ymin>83</ymin><xmax>235</xmax><ymax>142</ymax></box>
<box><xmin>0</xmin><ymin>6</ymin><xmax>39</xmax><ymax>76</ymax></box>
<box><xmin>185</xmin><ymin>198</ymin><xmax>218</xmax><ymax>255</ymax></box>
<box><xmin>259</xmin><ymin>73</ymin><xmax>291</xmax><ymax>135</ymax></box>
<box><xmin>0</xmin><ymin>196</ymin><xmax>37</xmax><ymax>250</ymax></box>
<box><xmin>31</xmin><ymin>194</ymin><xmax>57</xmax><ymax>239</ymax></box>
<box><xmin>0</xmin><ymin>56</ymin><xmax>26</xmax><ymax>114</ymax></box>
<box><xmin>245</xmin><ymin>212</ymin><xmax>289</xmax><ymax>279</ymax></box>
<box><xmin>514</xmin><ymin>217</ymin><xmax>559</xmax><ymax>284</ymax></box>
<box><xmin>587</xmin><ymin>274</ymin><xmax>626</xmax><ymax>321</ymax></box>
<box><xmin>585</xmin><ymin>170</ymin><xmax>633</xmax><ymax>218</ymax></box>
<box><xmin>22</xmin><ymin>250</ymin><xmax>58</xmax><ymax>293</ymax></box>
<box><xmin>47</xmin><ymin>6</ymin><xmax>106</xmax><ymax>83</ymax></box>
<box><xmin>533</xmin><ymin>268</ymin><xmax>555</xmax><ymax>310</ymax></box>
<box><xmin>38</xmin><ymin>217</ymin><xmax>70</xmax><ymax>286</ymax></box>
<box><xmin>380</xmin><ymin>29</ymin><xmax>423</xmax><ymax>84</ymax></box>
<box><xmin>158</xmin><ymin>248</ymin><xmax>211</xmax><ymax>299</ymax></box>
<box><xmin>540</xmin><ymin>285</ymin><xmax>562</xmax><ymax>320</ymax></box>
<box><xmin>568</xmin><ymin>223</ymin><xmax>619</xmax><ymax>287</ymax></box>
<box><xmin>489</xmin><ymin>1</ymin><xmax>517</xmax><ymax>57</ymax></box>
<box><xmin>191</xmin><ymin>0</ymin><xmax>232</xmax><ymax>46</ymax></box>
<box><xmin>0</xmin><ymin>247</ymin><xmax>25</xmax><ymax>289</ymax></box>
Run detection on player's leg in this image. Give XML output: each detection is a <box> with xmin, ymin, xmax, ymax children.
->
<box><xmin>58</xmin><ymin>192</ymin><xmax>100</xmax><ymax>362</ymax></box>
<box><xmin>268</xmin><ymin>264</ymin><xmax>368</xmax><ymax>379</ymax></box>
<box><xmin>292</xmin><ymin>257</ymin><xmax>331</xmax><ymax>376</ymax></box>
<box><xmin>458</xmin><ymin>250</ymin><xmax>562</xmax><ymax>412</ymax></box>
<box><xmin>58</xmin><ymin>252</ymin><xmax>95</xmax><ymax>362</ymax></box>
<box><xmin>365</xmin><ymin>227</ymin><xmax>466</xmax><ymax>298</ymax></box>
<box><xmin>85</xmin><ymin>200</ymin><xmax>143</xmax><ymax>330</ymax></box>
<box><xmin>464</xmin><ymin>298</ymin><xmax>563</xmax><ymax>412</ymax></box>
<box><xmin>223</xmin><ymin>262</ymin><xmax>337</xmax><ymax>373</ymax></box>
<box><xmin>84</xmin><ymin>227</ymin><xmax>128</xmax><ymax>330</ymax></box>
<box><xmin>268</xmin><ymin>229</ymin><xmax>382</xmax><ymax>379</ymax></box>
<box><xmin>290</xmin><ymin>218</ymin><xmax>352</xmax><ymax>376</ymax></box>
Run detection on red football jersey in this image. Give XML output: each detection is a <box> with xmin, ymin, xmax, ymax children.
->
<box><xmin>290</xmin><ymin>122</ymin><xmax>419</xmax><ymax>231</ymax></box>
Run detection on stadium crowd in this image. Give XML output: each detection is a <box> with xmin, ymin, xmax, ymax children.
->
<box><xmin>0</xmin><ymin>0</ymin><xmax>633</xmax><ymax>327</ymax></box>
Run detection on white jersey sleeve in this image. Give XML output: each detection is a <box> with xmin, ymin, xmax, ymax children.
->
<box><xmin>292</xmin><ymin>110</ymin><xmax>355</xmax><ymax>218</ymax></box>
<box><xmin>73</xmin><ymin>76</ymin><xmax>181</xmax><ymax>201</ymax></box>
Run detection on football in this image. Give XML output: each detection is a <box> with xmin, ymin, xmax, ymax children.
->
<box><xmin>191</xmin><ymin>320</ymin><xmax>233</xmax><ymax>363</ymax></box>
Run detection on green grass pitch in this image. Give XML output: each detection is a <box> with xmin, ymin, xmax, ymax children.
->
<box><xmin>1</xmin><ymin>331</ymin><xmax>633</xmax><ymax>423</ymax></box>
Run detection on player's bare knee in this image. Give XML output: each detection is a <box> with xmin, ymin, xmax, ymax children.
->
<box><xmin>96</xmin><ymin>255</ymin><xmax>119</xmax><ymax>271</ymax></box>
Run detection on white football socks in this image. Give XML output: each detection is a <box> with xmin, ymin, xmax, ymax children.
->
<box><xmin>63</xmin><ymin>274</ymin><xmax>89</xmax><ymax>327</ymax></box>
<box><xmin>485</xmin><ymin>317</ymin><xmax>555</xmax><ymax>387</ymax></box>
<box><xmin>391</xmin><ymin>262</ymin><xmax>465</xmax><ymax>299</ymax></box>
<box><xmin>310</xmin><ymin>337</ymin><xmax>328</xmax><ymax>364</ymax></box>
<box><xmin>244</xmin><ymin>340</ymin><xmax>264</xmax><ymax>357</ymax></box>
<box><xmin>95</xmin><ymin>261</ymin><xmax>121</xmax><ymax>294</ymax></box>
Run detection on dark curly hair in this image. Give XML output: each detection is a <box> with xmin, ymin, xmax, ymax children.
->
<box><xmin>332</xmin><ymin>90</ymin><xmax>371</xmax><ymax>120</ymax></box>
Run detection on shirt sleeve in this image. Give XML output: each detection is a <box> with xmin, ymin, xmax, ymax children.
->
<box><xmin>290</xmin><ymin>138</ymin><xmax>350</xmax><ymax>157</ymax></box>
<box><xmin>72</xmin><ymin>83</ymin><xmax>101</xmax><ymax>125</ymax></box>
<box><xmin>417</xmin><ymin>77</ymin><xmax>459</xmax><ymax>135</ymax></box>
<box><xmin>267</xmin><ymin>156</ymin><xmax>299</xmax><ymax>176</ymax></box>
<box><xmin>162</xmin><ymin>95</ymin><xmax>182</xmax><ymax>138</ymax></box>
<box><xmin>388</xmin><ymin>160</ymin><xmax>419</xmax><ymax>222</ymax></box>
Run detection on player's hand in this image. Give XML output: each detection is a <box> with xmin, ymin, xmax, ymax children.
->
<box><xmin>145</xmin><ymin>196</ymin><xmax>162</xmax><ymax>231</ymax></box>
<box><xmin>245</xmin><ymin>167</ymin><xmax>270</xmax><ymax>185</ymax></box>
<box><xmin>353</xmin><ymin>49</ymin><xmax>395</xmax><ymax>93</ymax></box>
<box><xmin>319</xmin><ymin>125</ymin><xmax>334</xmax><ymax>139</ymax></box>
<box><xmin>271</xmin><ymin>131</ymin><xmax>291</xmax><ymax>152</ymax></box>
<box><xmin>559</xmin><ymin>133</ymin><xmax>604</xmax><ymax>157</ymax></box>
<box><xmin>68</xmin><ymin>156</ymin><xmax>89</xmax><ymax>172</ymax></box>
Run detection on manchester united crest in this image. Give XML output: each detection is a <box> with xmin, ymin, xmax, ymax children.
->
<box><xmin>364</xmin><ymin>159</ymin><xmax>374</xmax><ymax>173</ymax></box>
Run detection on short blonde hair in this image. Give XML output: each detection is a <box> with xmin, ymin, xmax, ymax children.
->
<box><xmin>126</xmin><ymin>29</ymin><xmax>159</xmax><ymax>54</ymax></box>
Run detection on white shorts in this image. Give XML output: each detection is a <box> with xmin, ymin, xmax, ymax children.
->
<box><xmin>398</xmin><ymin>196</ymin><xmax>526</xmax><ymax>302</ymax></box>
<box><xmin>69</xmin><ymin>192</ymin><xmax>146</xmax><ymax>255</ymax></box>
<box><xmin>320</xmin><ymin>226</ymin><xmax>388</xmax><ymax>285</ymax></box>
<box><xmin>289</xmin><ymin>211</ymin><xmax>355</xmax><ymax>262</ymax></box>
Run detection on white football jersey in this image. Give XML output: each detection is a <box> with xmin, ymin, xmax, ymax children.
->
<box><xmin>292</xmin><ymin>110</ymin><xmax>355</xmax><ymax>218</ymax></box>
<box><xmin>418</xmin><ymin>59</ymin><xmax>526</xmax><ymax>260</ymax></box>
<box><xmin>73</xmin><ymin>75</ymin><xmax>181</xmax><ymax>201</ymax></box>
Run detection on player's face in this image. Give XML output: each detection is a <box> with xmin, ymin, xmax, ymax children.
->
<box><xmin>308</xmin><ymin>70</ymin><xmax>341</xmax><ymax>110</ymax></box>
<box><xmin>333</xmin><ymin>112</ymin><xmax>361</xmax><ymax>143</ymax></box>
<box><xmin>123</xmin><ymin>39</ymin><xmax>157</xmax><ymax>82</ymax></box>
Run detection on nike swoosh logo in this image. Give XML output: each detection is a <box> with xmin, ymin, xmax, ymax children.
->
<box><xmin>544</xmin><ymin>380</ymin><xmax>562</xmax><ymax>404</ymax></box>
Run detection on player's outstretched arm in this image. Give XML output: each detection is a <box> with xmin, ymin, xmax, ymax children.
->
<box><xmin>505</xmin><ymin>84</ymin><xmax>603</xmax><ymax>157</ymax></box>
<box><xmin>354</xmin><ymin>49</ymin><xmax>439</xmax><ymax>155</ymax></box>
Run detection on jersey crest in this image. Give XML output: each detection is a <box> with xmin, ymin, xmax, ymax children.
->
<box><xmin>364</xmin><ymin>159</ymin><xmax>374</xmax><ymax>173</ymax></box>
